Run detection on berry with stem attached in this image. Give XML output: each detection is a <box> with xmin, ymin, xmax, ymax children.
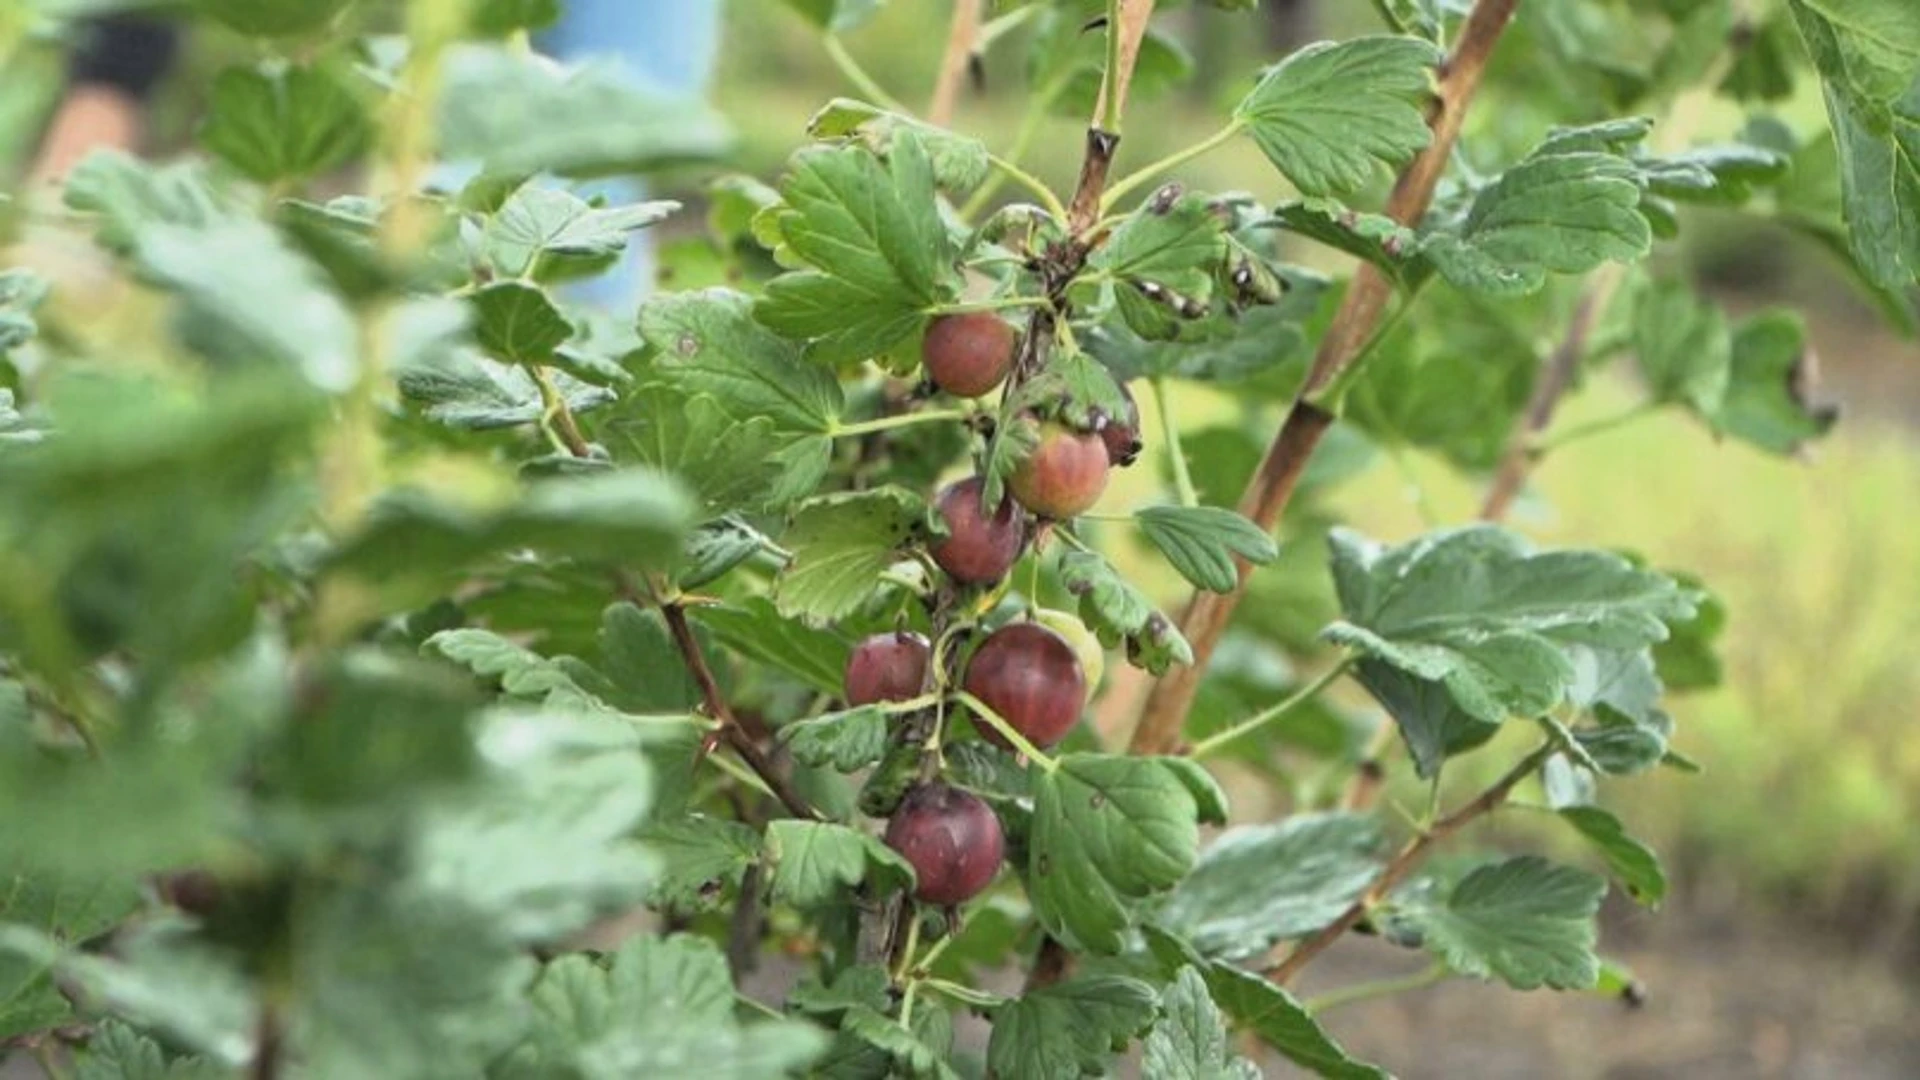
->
<box><xmin>1009</xmin><ymin>422</ymin><xmax>1110</xmax><ymax>520</ymax></box>
<box><xmin>963</xmin><ymin>621</ymin><xmax>1087</xmax><ymax>751</ymax></box>
<box><xmin>930</xmin><ymin>476</ymin><xmax>1027</xmax><ymax>585</ymax></box>
<box><xmin>884</xmin><ymin>783</ymin><xmax>1005</xmax><ymax>905</ymax></box>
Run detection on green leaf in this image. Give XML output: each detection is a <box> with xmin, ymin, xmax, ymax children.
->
<box><xmin>74</xmin><ymin>1020</ymin><xmax>226</xmax><ymax>1080</ymax></box>
<box><xmin>1714</xmin><ymin>311</ymin><xmax>1839</xmax><ymax>455</ymax></box>
<box><xmin>1564</xmin><ymin>647</ymin><xmax>1674</xmax><ymax>775</ymax></box>
<box><xmin>756</xmin><ymin>137</ymin><xmax>957</xmax><ymax>366</ymax></box>
<box><xmin>331</xmin><ymin>469</ymin><xmax>695</xmax><ymax>582</ymax></box>
<box><xmin>638</xmin><ymin>814</ymin><xmax>763</xmax><ymax>913</ymax></box>
<box><xmin>1652</xmin><ymin>573</ymin><xmax>1725</xmax><ymax>692</ymax></box>
<box><xmin>424</xmin><ymin>628</ymin><xmax>598</xmax><ymax>706</ymax></box>
<box><xmin>610</xmin><ymin>385</ymin><xmax>789</xmax><ymax>512</ymax></box>
<box><xmin>1058</xmin><ymin>550</ymin><xmax>1194</xmax><ymax>676</ymax></box>
<box><xmin>485</xmin><ymin>185</ymin><xmax>677</xmax><ymax>278</ymax></box>
<box><xmin>985</xmin><ymin>975</ymin><xmax>1157</xmax><ymax>1079</ymax></box>
<box><xmin>192</xmin><ymin>0</ymin><xmax>351</xmax><ymax>35</ymax></box>
<box><xmin>1021</xmin><ymin>349</ymin><xmax>1133</xmax><ymax>432</ymax></box>
<box><xmin>471</xmin><ymin>282</ymin><xmax>572</xmax><ymax>365</ymax></box>
<box><xmin>1575</xmin><ymin>703</ymin><xmax>1673</xmax><ymax>776</ymax></box>
<box><xmin>0</xmin><ymin>923</ymin><xmax>255</xmax><ymax>1065</ymax></box>
<box><xmin>593</xmin><ymin>603</ymin><xmax>701</xmax><ymax>713</ymax></box>
<box><xmin>639</xmin><ymin>288</ymin><xmax>842</xmax><ymax>434</ymax></box>
<box><xmin>690</xmin><ymin>598</ymin><xmax>850</xmax><ymax>697</ymax></box>
<box><xmin>838</xmin><ymin>1005</ymin><xmax>959</xmax><ymax>1080</ymax></box>
<box><xmin>0</xmin><ymin>270</ymin><xmax>47</xmax><ymax>363</ymax></box>
<box><xmin>495</xmin><ymin>934</ymin><xmax>826</xmax><ymax>1078</ymax></box>
<box><xmin>0</xmin><ymin>869</ymin><xmax>139</xmax><ymax>1040</ymax></box>
<box><xmin>1090</xmin><ymin>193</ymin><xmax>1227</xmax><ymax>335</ymax></box>
<box><xmin>62</xmin><ymin>152</ymin><xmax>236</xmax><ymax>253</ymax></box>
<box><xmin>200</xmin><ymin>63</ymin><xmax>370</xmax><ymax>184</ymax></box>
<box><xmin>1233</xmin><ymin>36</ymin><xmax>1441</xmax><ymax>196</ymax></box>
<box><xmin>135</xmin><ymin>220</ymin><xmax>358</xmax><ymax>391</ymax></box>
<box><xmin>395</xmin><ymin>300</ymin><xmax>612</xmax><ymax>430</ymax></box>
<box><xmin>1028</xmin><ymin>754</ymin><xmax>1207</xmax><ymax>953</ymax></box>
<box><xmin>774</xmin><ymin>487</ymin><xmax>927</xmax><ymax>625</ymax></box>
<box><xmin>1351</xmin><ymin>659</ymin><xmax>1500</xmax><ymax>779</ymax></box>
<box><xmin>1143</xmin><ymin>968</ymin><xmax>1262</xmax><ymax>1080</ymax></box>
<box><xmin>1136</xmin><ymin>505</ymin><xmax>1278</xmax><ymax>594</ymax></box>
<box><xmin>438</xmin><ymin>45</ymin><xmax>731</xmax><ymax>179</ymax></box>
<box><xmin>1558</xmin><ymin>806</ymin><xmax>1667</xmax><ymax>907</ymax></box>
<box><xmin>1155</xmin><ymin>813</ymin><xmax>1383</xmax><ymax>962</ymax></box>
<box><xmin>407</xmin><ymin>707</ymin><xmax>661</xmax><ymax>944</ymax></box>
<box><xmin>1632</xmin><ymin>278</ymin><xmax>1730</xmax><ymax>417</ymax></box>
<box><xmin>678</xmin><ymin>517</ymin><xmax>772</xmax><ymax>590</ymax></box>
<box><xmin>1271</xmin><ymin>198</ymin><xmax>1422</xmax><ymax>277</ymax></box>
<box><xmin>1786</xmin><ymin>0</ymin><xmax>1920</xmax><ymax>288</ymax></box>
<box><xmin>1324</xmin><ymin>526</ymin><xmax>1694</xmax><ymax>725</ymax></box>
<box><xmin>764</xmin><ymin>820</ymin><xmax>914</xmax><ymax>908</ymax></box>
<box><xmin>469</xmin><ymin>0</ymin><xmax>561</xmax><ymax>36</ymax></box>
<box><xmin>1641</xmin><ymin>143</ymin><xmax>1790</xmax><ymax>206</ymax></box>
<box><xmin>780</xmin><ymin>705</ymin><xmax>889</xmax><ymax>772</ymax></box>
<box><xmin>1422</xmin><ymin>153</ymin><xmax>1653</xmax><ymax>295</ymax></box>
<box><xmin>788</xmin><ymin>965</ymin><xmax>893</xmax><ymax>1020</ymax></box>
<box><xmin>806</xmin><ymin>98</ymin><xmax>990</xmax><ymax>193</ymax></box>
<box><xmin>1396</xmin><ymin>855</ymin><xmax>1607</xmax><ymax>990</ymax></box>
<box><xmin>1197</xmin><ymin>961</ymin><xmax>1388</xmax><ymax>1080</ymax></box>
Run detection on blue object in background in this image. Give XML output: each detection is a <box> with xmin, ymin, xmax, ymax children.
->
<box><xmin>539</xmin><ymin>0</ymin><xmax>723</xmax><ymax>308</ymax></box>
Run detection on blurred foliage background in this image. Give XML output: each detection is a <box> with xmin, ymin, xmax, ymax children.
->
<box><xmin>2</xmin><ymin>0</ymin><xmax>1915</xmax><ymax>985</ymax></box>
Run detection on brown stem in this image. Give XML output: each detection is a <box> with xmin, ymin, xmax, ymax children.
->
<box><xmin>1129</xmin><ymin>402</ymin><xmax>1334</xmax><ymax>754</ymax></box>
<box><xmin>1127</xmin><ymin>0</ymin><xmax>1521</xmax><ymax>755</ymax></box>
<box><xmin>1024</xmin><ymin>936</ymin><xmax>1074</xmax><ymax>992</ymax></box>
<box><xmin>1066</xmin><ymin>128</ymin><xmax>1121</xmax><ymax>238</ymax></box>
<box><xmin>250</xmin><ymin>999</ymin><xmax>283</xmax><ymax>1080</ymax></box>
<box><xmin>727</xmin><ymin>862</ymin><xmax>767</xmax><ymax>979</ymax></box>
<box><xmin>1015</xmin><ymin>0</ymin><xmax>1161</xmax><ymax>994</ymax></box>
<box><xmin>661</xmin><ymin>602</ymin><xmax>819</xmax><ymax>820</ymax></box>
<box><xmin>1065</xmin><ymin>0</ymin><xmax>1157</xmax><ymax>235</ymax></box>
<box><xmin>1095</xmin><ymin>0</ymin><xmax>1157</xmax><ymax>132</ymax></box>
<box><xmin>1263</xmin><ymin>743</ymin><xmax>1551</xmax><ymax>985</ymax></box>
<box><xmin>1480</xmin><ymin>268</ymin><xmax>1621</xmax><ymax>522</ymax></box>
<box><xmin>927</xmin><ymin>0</ymin><xmax>983</xmax><ymax>127</ymax></box>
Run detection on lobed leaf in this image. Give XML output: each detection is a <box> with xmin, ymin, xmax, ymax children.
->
<box><xmin>1233</xmin><ymin>37</ymin><xmax>1442</xmax><ymax>197</ymax></box>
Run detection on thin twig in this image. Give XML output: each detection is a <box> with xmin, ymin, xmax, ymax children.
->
<box><xmin>1128</xmin><ymin>0</ymin><xmax>1521</xmax><ymax>757</ymax></box>
<box><xmin>1263</xmin><ymin>743</ymin><xmax>1552</xmax><ymax>985</ymax></box>
<box><xmin>928</xmin><ymin>0</ymin><xmax>984</xmax><ymax>127</ymax></box>
<box><xmin>530</xmin><ymin>365</ymin><xmax>592</xmax><ymax>458</ymax></box>
<box><xmin>1065</xmin><ymin>0</ymin><xmax>1158</xmax><ymax>235</ymax></box>
<box><xmin>823</xmin><ymin>35</ymin><xmax>912</xmax><ymax>115</ymax></box>
<box><xmin>1017</xmin><ymin>0</ymin><xmax>1160</xmax><ymax>996</ymax></box>
<box><xmin>1479</xmin><ymin>269</ymin><xmax>1621</xmax><ymax>521</ymax></box>
<box><xmin>250</xmin><ymin>998</ymin><xmax>283</xmax><ymax>1080</ymax></box>
<box><xmin>1302</xmin><ymin>962</ymin><xmax>1448</xmax><ymax>1015</ymax></box>
<box><xmin>661</xmin><ymin>602</ymin><xmax>820</xmax><ymax>820</ymax></box>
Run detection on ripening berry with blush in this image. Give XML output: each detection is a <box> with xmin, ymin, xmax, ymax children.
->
<box><xmin>884</xmin><ymin>783</ymin><xmax>1005</xmax><ymax>905</ymax></box>
<box><xmin>844</xmin><ymin>631</ymin><xmax>931</xmax><ymax>706</ymax></box>
<box><xmin>929</xmin><ymin>476</ymin><xmax>1027</xmax><ymax>585</ymax></box>
<box><xmin>922</xmin><ymin>313</ymin><xmax>1017</xmax><ymax>398</ymax></box>
<box><xmin>963</xmin><ymin>621</ymin><xmax>1087</xmax><ymax>751</ymax></box>
<box><xmin>1009</xmin><ymin>422</ymin><xmax>1110</xmax><ymax>519</ymax></box>
<box><xmin>1032</xmin><ymin>608</ymin><xmax>1106</xmax><ymax>692</ymax></box>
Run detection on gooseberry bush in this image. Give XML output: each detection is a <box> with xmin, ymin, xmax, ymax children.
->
<box><xmin>0</xmin><ymin>0</ymin><xmax>1913</xmax><ymax>1076</ymax></box>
